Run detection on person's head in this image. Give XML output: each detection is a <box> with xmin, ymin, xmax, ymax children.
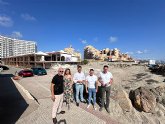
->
<box><xmin>64</xmin><ymin>68</ymin><xmax>71</xmax><ymax>76</ymax></box>
<box><xmin>103</xmin><ymin>65</ymin><xmax>109</xmax><ymax>73</ymax></box>
<box><xmin>58</xmin><ymin>67</ymin><xmax>64</xmax><ymax>76</ymax></box>
<box><xmin>77</xmin><ymin>65</ymin><xmax>82</xmax><ymax>73</ymax></box>
<box><xmin>89</xmin><ymin>69</ymin><xmax>94</xmax><ymax>76</ymax></box>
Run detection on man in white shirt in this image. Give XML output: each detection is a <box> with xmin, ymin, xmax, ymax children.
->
<box><xmin>85</xmin><ymin>69</ymin><xmax>98</xmax><ymax>110</ymax></box>
<box><xmin>98</xmin><ymin>65</ymin><xmax>113</xmax><ymax>113</ymax></box>
<box><xmin>73</xmin><ymin>65</ymin><xmax>86</xmax><ymax>106</ymax></box>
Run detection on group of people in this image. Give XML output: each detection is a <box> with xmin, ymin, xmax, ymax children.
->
<box><xmin>50</xmin><ymin>65</ymin><xmax>113</xmax><ymax>124</ymax></box>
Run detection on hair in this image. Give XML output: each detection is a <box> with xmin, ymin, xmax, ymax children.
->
<box><xmin>103</xmin><ymin>65</ymin><xmax>109</xmax><ymax>68</ymax></box>
<box><xmin>77</xmin><ymin>65</ymin><xmax>82</xmax><ymax>69</ymax></box>
<box><xmin>90</xmin><ymin>68</ymin><xmax>94</xmax><ymax>71</ymax></box>
<box><xmin>64</xmin><ymin>68</ymin><xmax>71</xmax><ymax>75</ymax></box>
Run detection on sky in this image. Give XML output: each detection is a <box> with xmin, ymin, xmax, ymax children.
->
<box><xmin>0</xmin><ymin>0</ymin><xmax>165</xmax><ymax>60</ymax></box>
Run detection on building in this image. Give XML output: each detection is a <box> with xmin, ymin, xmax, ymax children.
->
<box><xmin>0</xmin><ymin>35</ymin><xmax>37</xmax><ymax>59</ymax></box>
<box><xmin>0</xmin><ymin>36</ymin><xmax>14</xmax><ymax>58</ymax></box>
<box><xmin>13</xmin><ymin>39</ymin><xmax>37</xmax><ymax>56</ymax></box>
<box><xmin>2</xmin><ymin>51</ymin><xmax>81</xmax><ymax>69</ymax></box>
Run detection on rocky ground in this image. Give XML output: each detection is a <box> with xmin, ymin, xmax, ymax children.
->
<box><xmin>1</xmin><ymin>62</ymin><xmax>165</xmax><ymax>124</ymax></box>
<box><xmin>76</xmin><ymin>62</ymin><xmax>165</xmax><ymax>124</ymax></box>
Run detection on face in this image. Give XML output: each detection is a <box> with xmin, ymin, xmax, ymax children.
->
<box><xmin>66</xmin><ymin>69</ymin><xmax>70</xmax><ymax>75</ymax></box>
<box><xmin>77</xmin><ymin>67</ymin><xmax>82</xmax><ymax>72</ymax></box>
<box><xmin>58</xmin><ymin>68</ymin><xmax>64</xmax><ymax>75</ymax></box>
<box><xmin>103</xmin><ymin>67</ymin><xmax>108</xmax><ymax>73</ymax></box>
<box><xmin>89</xmin><ymin>70</ymin><xmax>94</xmax><ymax>76</ymax></box>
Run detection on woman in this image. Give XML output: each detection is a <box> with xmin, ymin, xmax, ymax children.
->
<box><xmin>64</xmin><ymin>68</ymin><xmax>73</xmax><ymax>110</ymax></box>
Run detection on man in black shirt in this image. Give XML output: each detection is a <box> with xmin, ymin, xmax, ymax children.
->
<box><xmin>51</xmin><ymin>67</ymin><xmax>65</xmax><ymax>124</ymax></box>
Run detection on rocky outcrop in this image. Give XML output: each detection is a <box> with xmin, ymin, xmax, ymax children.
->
<box><xmin>84</xmin><ymin>45</ymin><xmax>133</xmax><ymax>61</ymax></box>
<box><xmin>149</xmin><ymin>65</ymin><xmax>165</xmax><ymax>76</ymax></box>
<box><xmin>84</xmin><ymin>45</ymin><xmax>101</xmax><ymax>60</ymax></box>
<box><xmin>129</xmin><ymin>87</ymin><xmax>156</xmax><ymax>113</ymax></box>
<box><xmin>150</xmin><ymin>85</ymin><xmax>165</xmax><ymax>107</ymax></box>
<box><xmin>115</xmin><ymin>89</ymin><xmax>132</xmax><ymax>112</ymax></box>
<box><xmin>64</xmin><ymin>45</ymin><xmax>81</xmax><ymax>59</ymax></box>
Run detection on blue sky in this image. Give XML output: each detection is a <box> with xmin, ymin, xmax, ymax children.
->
<box><xmin>0</xmin><ymin>0</ymin><xmax>165</xmax><ymax>60</ymax></box>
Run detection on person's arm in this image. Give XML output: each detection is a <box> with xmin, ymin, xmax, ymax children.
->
<box><xmin>82</xmin><ymin>73</ymin><xmax>86</xmax><ymax>84</ymax></box>
<box><xmin>50</xmin><ymin>83</ymin><xmax>55</xmax><ymax>101</ymax></box>
<box><xmin>109</xmin><ymin>73</ymin><xmax>113</xmax><ymax>85</ymax></box>
<box><xmin>98</xmin><ymin>73</ymin><xmax>104</xmax><ymax>86</ymax></box>
<box><xmin>110</xmin><ymin>78</ymin><xmax>113</xmax><ymax>85</ymax></box>
<box><xmin>50</xmin><ymin>77</ymin><xmax>56</xmax><ymax>101</ymax></box>
<box><xmin>85</xmin><ymin>79</ymin><xmax>88</xmax><ymax>93</ymax></box>
<box><xmin>96</xmin><ymin>80</ymin><xmax>98</xmax><ymax>92</ymax></box>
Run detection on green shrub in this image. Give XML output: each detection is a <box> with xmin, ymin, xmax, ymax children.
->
<box><xmin>82</xmin><ymin>59</ymin><xmax>89</xmax><ymax>65</ymax></box>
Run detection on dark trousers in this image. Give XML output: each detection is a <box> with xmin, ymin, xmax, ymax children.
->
<box><xmin>100</xmin><ymin>86</ymin><xmax>111</xmax><ymax>108</ymax></box>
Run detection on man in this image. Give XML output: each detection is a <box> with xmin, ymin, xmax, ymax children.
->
<box><xmin>51</xmin><ymin>68</ymin><xmax>65</xmax><ymax>124</ymax></box>
<box><xmin>85</xmin><ymin>69</ymin><xmax>98</xmax><ymax>110</ymax></box>
<box><xmin>98</xmin><ymin>65</ymin><xmax>113</xmax><ymax>113</ymax></box>
<box><xmin>73</xmin><ymin>65</ymin><xmax>86</xmax><ymax>106</ymax></box>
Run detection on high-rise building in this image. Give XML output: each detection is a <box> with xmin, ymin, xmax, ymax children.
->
<box><xmin>13</xmin><ymin>39</ymin><xmax>37</xmax><ymax>56</ymax></box>
<box><xmin>0</xmin><ymin>35</ymin><xmax>37</xmax><ymax>59</ymax></box>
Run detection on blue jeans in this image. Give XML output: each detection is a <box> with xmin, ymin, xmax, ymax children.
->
<box><xmin>88</xmin><ymin>88</ymin><xmax>96</xmax><ymax>105</ymax></box>
<box><xmin>75</xmin><ymin>84</ymin><xmax>84</xmax><ymax>103</ymax></box>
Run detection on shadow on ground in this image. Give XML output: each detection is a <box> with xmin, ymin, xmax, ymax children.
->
<box><xmin>0</xmin><ymin>74</ymin><xmax>29</xmax><ymax>124</ymax></box>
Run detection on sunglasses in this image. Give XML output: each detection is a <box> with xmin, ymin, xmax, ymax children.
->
<box><xmin>60</xmin><ymin>71</ymin><xmax>64</xmax><ymax>72</ymax></box>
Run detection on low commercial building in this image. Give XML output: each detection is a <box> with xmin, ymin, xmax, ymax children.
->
<box><xmin>2</xmin><ymin>51</ymin><xmax>81</xmax><ymax>69</ymax></box>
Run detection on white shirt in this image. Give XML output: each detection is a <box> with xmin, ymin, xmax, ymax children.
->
<box><xmin>98</xmin><ymin>71</ymin><xmax>113</xmax><ymax>86</ymax></box>
<box><xmin>73</xmin><ymin>72</ymin><xmax>85</xmax><ymax>84</ymax></box>
<box><xmin>86</xmin><ymin>75</ymin><xmax>98</xmax><ymax>89</ymax></box>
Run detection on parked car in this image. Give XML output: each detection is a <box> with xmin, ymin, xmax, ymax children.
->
<box><xmin>31</xmin><ymin>68</ymin><xmax>47</xmax><ymax>75</ymax></box>
<box><xmin>18</xmin><ymin>69</ymin><xmax>34</xmax><ymax>77</ymax></box>
<box><xmin>0</xmin><ymin>65</ymin><xmax>9</xmax><ymax>70</ymax></box>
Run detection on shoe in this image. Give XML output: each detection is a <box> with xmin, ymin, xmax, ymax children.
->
<box><xmin>94</xmin><ymin>106</ymin><xmax>97</xmax><ymax>110</ymax></box>
<box><xmin>81</xmin><ymin>100</ymin><xmax>86</xmax><ymax>103</ymax></box>
<box><xmin>57</xmin><ymin>111</ymin><xmax>65</xmax><ymax>114</ymax></box>
<box><xmin>106</xmin><ymin>107</ymin><xmax>110</xmax><ymax>113</ymax></box>
<box><xmin>53</xmin><ymin>118</ymin><xmax>57</xmax><ymax>124</ymax></box>
<box><xmin>87</xmin><ymin>104</ymin><xmax>90</xmax><ymax>109</ymax></box>
<box><xmin>99</xmin><ymin>107</ymin><xmax>103</xmax><ymax>111</ymax></box>
<box><xmin>76</xmin><ymin>103</ymin><xmax>79</xmax><ymax>107</ymax></box>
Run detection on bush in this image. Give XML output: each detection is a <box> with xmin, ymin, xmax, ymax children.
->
<box><xmin>82</xmin><ymin>59</ymin><xmax>89</xmax><ymax>65</ymax></box>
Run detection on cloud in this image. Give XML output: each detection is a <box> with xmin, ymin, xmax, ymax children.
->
<box><xmin>136</xmin><ymin>50</ymin><xmax>143</xmax><ymax>54</ymax></box>
<box><xmin>136</xmin><ymin>49</ymin><xmax>149</xmax><ymax>54</ymax></box>
<box><xmin>0</xmin><ymin>15</ymin><xmax>13</xmax><ymax>27</ymax></box>
<box><xmin>108</xmin><ymin>36</ymin><xmax>118</xmax><ymax>43</ymax></box>
<box><xmin>11</xmin><ymin>31</ymin><xmax>23</xmax><ymax>38</ymax></box>
<box><xmin>0</xmin><ymin>0</ymin><xmax>9</xmax><ymax>5</ymax></box>
<box><xmin>126</xmin><ymin>52</ymin><xmax>134</xmax><ymax>55</ymax></box>
<box><xmin>81</xmin><ymin>40</ymin><xmax>87</xmax><ymax>44</ymax></box>
<box><xmin>21</xmin><ymin>13</ymin><xmax>36</xmax><ymax>21</ymax></box>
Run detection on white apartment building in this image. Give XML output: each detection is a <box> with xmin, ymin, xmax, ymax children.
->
<box><xmin>13</xmin><ymin>40</ymin><xmax>37</xmax><ymax>56</ymax></box>
<box><xmin>0</xmin><ymin>35</ymin><xmax>37</xmax><ymax>58</ymax></box>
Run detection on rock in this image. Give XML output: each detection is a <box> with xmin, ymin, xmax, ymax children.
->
<box><xmin>162</xmin><ymin>96</ymin><xmax>165</xmax><ymax>106</ymax></box>
<box><xmin>157</xmin><ymin>110</ymin><xmax>164</xmax><ymax>117</ymax></box>
<box><xmin>150</xmin><ymin>85</ymin><xmax>165</xmax><ymax>105</ymax></box>
<box><xmin>155</xmin><ymin>86</ymin><xmax>165</xmax><ymax>96</ymax></box>
<box><xmin>129</xmin><ymin>87</ymin><xmax>156</xmax><ymax>113</ymax></box>
<box><xmin>115</xmin><ymin>89</ymin><xmax>132</xmax><ymax>112</ymax></box>
<box><xmin>13</xmin><ymin>76</ymin><xmax>20</xmax><ymax>80</ymax></box>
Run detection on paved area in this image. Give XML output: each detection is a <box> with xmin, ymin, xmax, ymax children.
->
<box><xmin>0</xmin><ymin>67</ymin><xmax>118</xmax><ymax>124</ymax></box>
